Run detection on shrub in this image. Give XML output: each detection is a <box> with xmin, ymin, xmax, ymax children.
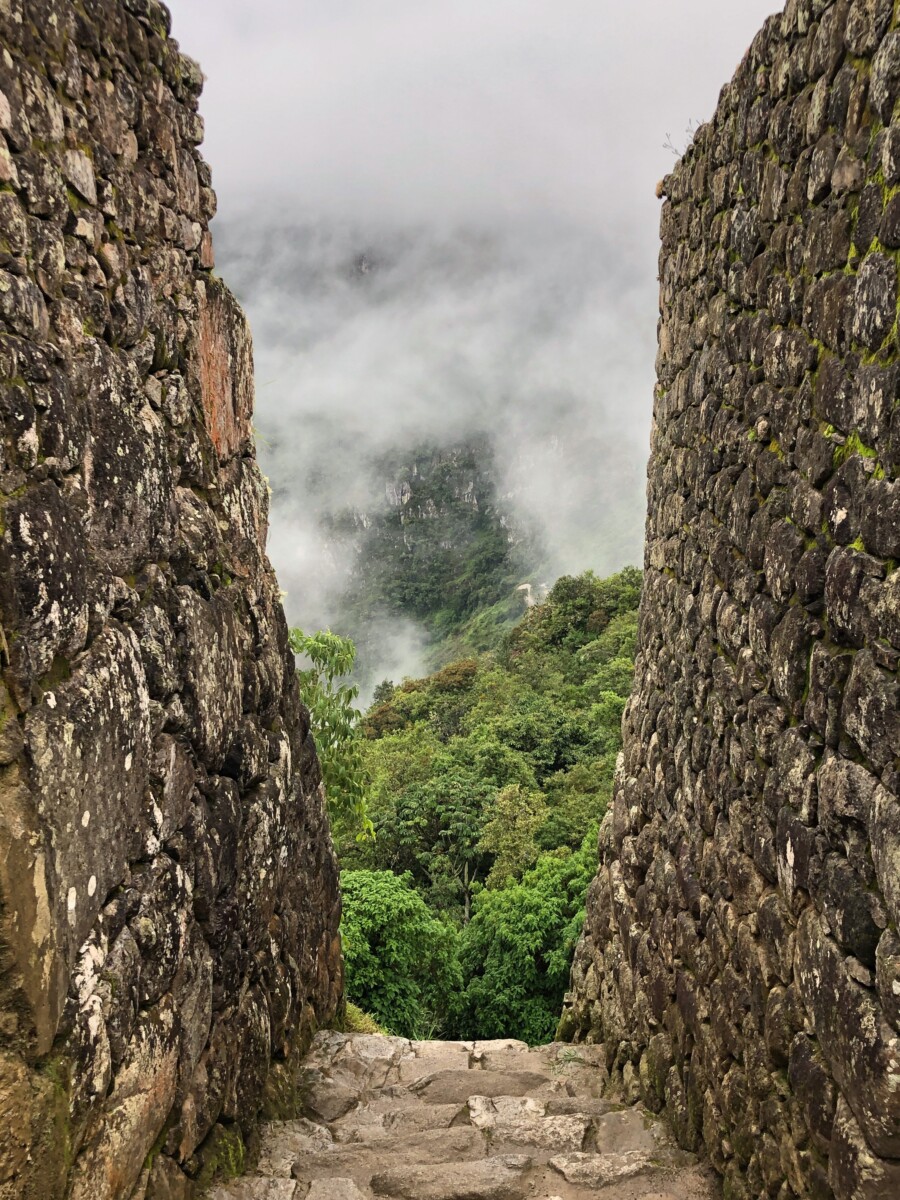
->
<box><xmin>451</xmin><ymin>837</ymin><xmax>596</xmax><ymax>1045</ymax></box>
<box><xmin>341</xmin><ymin>870</ymin><xmax>461</xmax><ymax>1038</ymax></box>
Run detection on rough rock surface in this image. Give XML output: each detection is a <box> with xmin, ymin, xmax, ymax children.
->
<box><xmin>561</xmin><ymin>2</ymin><xmax>900</xmax><ymax>1198</ymax></box>
<box><xmin>0</xmin><ymin>2</ymin><xmax>341</xmax><ymax>1196</ymax></box>
<box><xmin>208</xmin><ymin>1033</ymin><xmax>719</xmax><ymax>1200</ymax></box>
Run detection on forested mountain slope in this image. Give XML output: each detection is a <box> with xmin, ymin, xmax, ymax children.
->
<box><xmin>330</xmin><ymin>569</ymin><xmax>641</xmax><ymax>1044</ymax></box>
<box><xmin>326</xmin><ymin>439</ymin><xmax>542</xmax><ymax>681</ymax></box>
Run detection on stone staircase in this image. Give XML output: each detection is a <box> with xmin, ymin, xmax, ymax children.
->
<box><xmin>208</xmin><ymin>1033</ymin><xmax>720</xmax><ymax>1199</ymax></box>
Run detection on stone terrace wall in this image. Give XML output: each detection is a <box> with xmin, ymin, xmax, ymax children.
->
<box><xmin>0</xmin><ymin>2</ymin><xmax>342</xmax><ymax>1197</ymax></box>
<box><xmin>561</xmin><ymin>2</ymin><xmax>900</xmax><ymax>1197</ymax></box>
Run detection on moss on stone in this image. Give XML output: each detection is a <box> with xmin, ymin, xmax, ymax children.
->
<box><xmin>194</xmin><ymin>1123</ymin><xmax>246</xmax><ymax>1188</ymax></box>
<box><xmin>555</xmin><ymin>1009</ymin><xmax>578</xmax><ymax>1042</ymax></box>
<box><xmin>30</xmin><ymin>1056</ymin><xmax>76</xmax><ymax>1192</ymax></box>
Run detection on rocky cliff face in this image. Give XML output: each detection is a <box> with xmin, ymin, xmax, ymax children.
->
<box><xmin>331</xmin><ymin>441</ymin><xmax>533</xmax><ymax>621</ymax></box>
<box><xmin>0</xmin><ymin>2</ymin><xmax>342</xmax><ymax>1197</ymax></box>
<box><xmin>563</xmin><ymin>2</ymin><xmax>900</xmax><ymax>1198</ymax></box>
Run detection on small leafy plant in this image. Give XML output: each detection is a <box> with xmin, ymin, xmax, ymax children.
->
<box><xmin>289</xmin><ymin>628</ymin><xmax>373</xmax><ymax>839</ymax></box>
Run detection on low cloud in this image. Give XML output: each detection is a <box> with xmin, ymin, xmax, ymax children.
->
<box><xmin>218</xmin><ymin>215</ymin><xmax>649</xmax><ymax>648</ymax></box>
<box><xmin>169</xmin><ymin>0</ymin><xmax>778</xmax><ymax>679</ymax></box>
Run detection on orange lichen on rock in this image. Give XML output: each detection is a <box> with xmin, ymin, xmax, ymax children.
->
<box><xmin>197</xmin><ymin>279</ymin><xmax>254</xmax><ymax>462</ymax></box>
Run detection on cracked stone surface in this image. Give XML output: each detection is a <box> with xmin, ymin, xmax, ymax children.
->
<box><xmin>208</xmin><ymin>1033</ymin><xmax>719</xmax><ymax>1200</ymax></box>
<box><xmin>0</xmin><ymin>2</ymin><xmax>341</xmax><ymax>1196</ymax></box>
<box><xmin>561</xmin><ymin>2</ymin><xmax>900</xmax><ymax>1198</ymax></box>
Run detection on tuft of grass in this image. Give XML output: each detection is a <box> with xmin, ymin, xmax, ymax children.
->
<box><xmin>340</xmin><ymin>1002</ymin><xmax>388</xmax><ymax>1036</ymax></box>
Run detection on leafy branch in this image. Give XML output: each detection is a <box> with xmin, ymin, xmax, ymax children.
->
<box><xmin>289</xmin><ymin>627</ymin><xmax>373</xmax><ymax>840</ymax></box>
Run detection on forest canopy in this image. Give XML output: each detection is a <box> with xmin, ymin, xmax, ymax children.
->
<box><xmin>296</xmin><ymin>567</ymin><xmax>641</xmax><ymax>1042</ymax></box>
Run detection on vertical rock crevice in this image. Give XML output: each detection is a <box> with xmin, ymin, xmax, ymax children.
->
<box><xmin>0</xmin><ymin>2</ymin><xmax>342</xmax><ymax>1197</ymax></box>
<box><xmin>564</xmin><ymin>2</ymin><xmax>900</xmax><ymax>1198</ymax></box>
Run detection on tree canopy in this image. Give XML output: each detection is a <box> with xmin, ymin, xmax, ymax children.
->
<box><xmin>300</xmin><ymin>569</ymin><xmax>641</xmax><ymax>1041</ymax></box>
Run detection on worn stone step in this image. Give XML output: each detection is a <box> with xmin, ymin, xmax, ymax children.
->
<box><xmin>305</xmin><ymin>1181</ymin><xmax>368</xmax><ymax>1200</ymax></box>
<box><xmin>548</xmin><ymin>1150</ymin><xmax>652</xmax><ymax>1188</ymax></box>
<box><xmin>585</xmin><ymin>1108</ymin><xmax>671</xmax><ymax>1157</ymax></box>
<box><xmin>291</xmin><ymin>1126</ymin><xmax>488</xmax><ymax>1188</ymax></box>
<box><xmin>331</xmin><ymin>1101</ymin><xmax>462</xmax><ymax>1143</ymax></box>
<box><xmin>397</xmin><ymin>1045</ymin><xmax>474</xmax><ymax>1084</ymax></box>
<box><xmin>455</xmin><ymin>1095</ymin><xmax>591</xmax><ymax>1151</ymax></box>
<box><xmin>370</xmin><ymin>1153</ymin><xmax>533</xmax><ymax>1200</ymax></box>
<box><xmin>411</xmin><ymin>1069</ymin><xmax>551</xmax><ymax>1105</ymax></box>
<box><xmin>258</xmin><ymin>1120</ymin><xmax>334</xmax><ymax>1177</ymax></box>
<box><xmin>209</xmin><ymin>1179</ymin><xmax>299</xmax><ymax>1200</ymax></box>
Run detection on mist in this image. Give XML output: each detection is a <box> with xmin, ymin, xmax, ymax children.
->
<box><xmin>168</xmin><ymin>0</ymin><xmax>779</xmax><ymax>684</ymax></box>
<box><xmin>216</xmin><ymin>217</ymin><xmax>649</xmax><ymax>617</ymax></box>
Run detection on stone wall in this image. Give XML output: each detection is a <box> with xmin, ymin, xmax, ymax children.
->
<box><xmin>0</xmin><ymin>2</ymin><xmax>342</xmax><ymax>1197</ymax></box>
<box><xmin>561</xmin><ymin>2</ymin><xmax>900</xmax><ymax>1197</ymax></box>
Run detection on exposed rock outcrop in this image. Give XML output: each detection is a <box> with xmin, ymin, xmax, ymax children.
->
<box><xmin>562</xmin><ymin>3</ymin><xmax>900</xmax><ymax>1198</ymax></box>
<box><xmin>0</xmin><ymin>2</ymin><xmax>341</xmax><ymax>1196</ymax></box>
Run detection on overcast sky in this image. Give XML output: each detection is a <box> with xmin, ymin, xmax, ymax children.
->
<box><xmin>165</xmin><ymin>1</ymin><xmax>779</xmax><ymax>681</ymax></box>
<box><xmin>169</xmin><ymin>1</ymin><xmax>777</xmax><ymax>235</ymax></box>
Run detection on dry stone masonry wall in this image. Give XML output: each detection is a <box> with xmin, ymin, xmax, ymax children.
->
<box><xmin>0</xmin><ymin>2</ymin><xmax>342</xmax><ymax>1197</ymax></box>
<box><xmin>562</xmin><ymin>2</ymin><xmax>900</xmax><ymax>1198</ymax></box>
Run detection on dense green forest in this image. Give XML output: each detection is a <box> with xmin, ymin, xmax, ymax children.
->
<box><xmin>296</xmin><ymin>567</ymin><xmax>642</xmax><ymax>1044</ymax></box>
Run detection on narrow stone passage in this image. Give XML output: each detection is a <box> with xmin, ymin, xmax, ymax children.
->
<box><xmin>209</xmin><ymin>1033</ymin><xmax>720</xmax><ymax>1199</ymax></box>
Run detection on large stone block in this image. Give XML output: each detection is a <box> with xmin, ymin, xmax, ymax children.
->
<box><xmin>25</xmin><ymin>624</ymin><xmax>152</xmax><ymax>956</ymax></box>
<box><xmin>829</xmin><ymin>1097</ymin><xmax>900</xmax><ymax>1200</ymax></box>
<box><xmin>172</xmin><ymin>587</ymin><xmax>244</xmax><ymax>771</ymax></box>
<box><xmin>193</xmin><ymin>278</ymin><xmax>254</xmax><ymax>463</ymax></box>
<box><xmin>68</xmin><ymin>999</ymin><xmax>181</xmax><ymax>1200</ymax></box>
<box><xmin>0</xmin><ymin>479</ymin><xmax>93</xmax><ymax>699</ymax></box>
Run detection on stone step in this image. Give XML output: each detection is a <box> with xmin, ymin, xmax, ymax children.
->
<box><xmin>290</xmin><ymin>1126</ymin><xmax>488</xmax><ymax>1187</ymax></box>
<box><xmin>547</xmin><ymin>1150</ymin><xmax>652</xmax><ymax>1188</ymax></box>
<box><xmin>306</xmin><ymin>1182</ymin><xmax>369</xmax><ymax>1200</ymax></box>
<box><xmin>207</xmin><ymin>1032</ymin><xmax>721</xmax><ymax>1200</ymax></box>
<box><xmin>209</xmin><ymin>1180</ymin><xmax>299</xmax><ymax>1200</ymax></box>
<box><xmin>455</xmin><ymin>1095</ymin><xmax>591</xmax><ymax>1151</ymax></box>
<box><xmin>410</xmin><ymin>1069</ymin><xmax>551</xmax><ymax>1105</ymax></box>
<box><xmin>258</xmin><ymin>1120</ymin><xmax>334</xmax><ymax>1177</ymax></box>
<box><xmin>370</xmin><ymin>1153</ymin><xmax>533</xmax><ymax>1200</ymax></box>
<box><xmin>331</xmin><ymin>1101</ymin><xmax>463</xmax><ymax>1143</ymax></box>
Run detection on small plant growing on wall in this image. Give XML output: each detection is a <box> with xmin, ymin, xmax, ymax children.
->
<box><xmin>289</xmin><ymin>628</ymin><xmax>373</xmax><ymax>839</ymax></box>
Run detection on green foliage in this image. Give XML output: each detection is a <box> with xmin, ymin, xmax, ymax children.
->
<box><xmin>539</xmin><ymin>758</ymin><xmax>614</xmax><ymax>850</ymax></box>
<box><xmin>339</xmin><ymin>1002</ymin><xmax>387</xmax><ymax>1035</ymax></box>
<box><xmin>335</xmin><ymin>568</ymin><xmax>641</xmax><ymax>1042</ymax></box>
<box><xmin>433</xmin><ymin>592</ymin><xmax>528</xmax><ymax>664</ymax></box>
<box><xmin>577</xmin><ymin>610</ymin><xmax>639</xmax><ymax>667</ymax></box>
<box><xmin>505</xmin><ymin>567</ymin><xmax>642</xmax><ymax>662</ymax></box>
<box><xmin>352</xmin><ymin>737</ymin><xmax>495</xmax><ymax>921</ymax></box>
<box><xmin>479</xmin><ymin>785</ymin><xmax>547</xmax><ymax>888</ymax></box>
<box><xmin>289</xmin><ymin>628</ymin><xmax>372</xmax><ymax>840</ymax></box>
<box><xmin>452</xmin><ymin>835</ymin><xmax>598</xmax><ymax>1045</ymax></box>
<box><xmin>340</xmin><ymin>870</ymin><xmax>462</xmax><ymax>1038</ymax></box>
<box><xmin>371</xmin><ymin>679</ymin><xmax>396</xmax><ymax>706</ymax></box>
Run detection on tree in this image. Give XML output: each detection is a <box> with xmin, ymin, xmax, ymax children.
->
<box><xmin>371</xmin><ymin>679</ymin><xmax>396</xmax><ymax>706</ymax></box>
<box><xmin>393</xmin><ymin>760</ymin><xmax>494</xmax><ymax>923</ymax></box>
<box><xmin>478</xmin><ymin>785</ymin><xmax>547</xmax><ymax>888</ymax></box>
<box><xmin>341</xmin><ymin>870</ymin><xmax>461</xmax><ymax>1038</ymax></box>
<box><xmin>289</xmin><ymin>628</ymin><xmax>372</xmax><ymax>839</ymax></box>
<box><xmin>452</xmin><ymin>835</ymin><xmax>597</xmax><ymax>1044</ymax></box>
